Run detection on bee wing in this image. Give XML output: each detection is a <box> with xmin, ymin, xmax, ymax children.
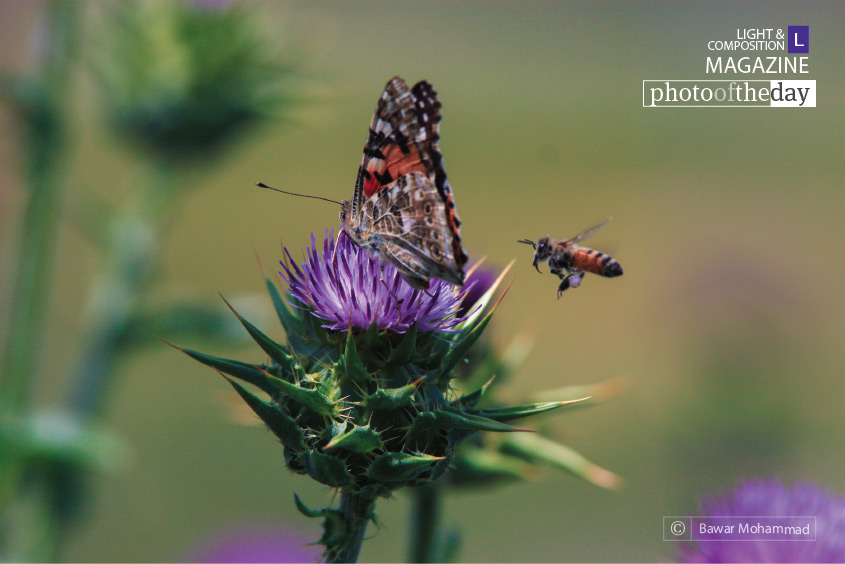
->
<box><xmin>567</xmin><ymin>217</ymin><xmax>612</xmax><ymax>243</ymax></box>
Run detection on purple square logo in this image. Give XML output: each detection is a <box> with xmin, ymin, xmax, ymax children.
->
<box><xmin>788</xmin><ymin>26</ymin><xmax>809</xmax><ymax>53</ymax></box>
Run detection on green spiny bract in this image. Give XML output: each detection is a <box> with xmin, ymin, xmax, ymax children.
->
<box><xmin>443</xmin><ymin>335</ymin><xmax>623</xmax><ymax>491</ymax></box>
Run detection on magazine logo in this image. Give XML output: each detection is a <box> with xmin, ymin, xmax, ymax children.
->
<box><xmin>788</xmin><ymin>26</ymin><xmax>809</xmax><ymax>54</ymax></box>
<box><xmin>643</xmin><ymin>24</ymin><xmax>816</xmax><ymax>109</ymax></box>
<box><xmin>643</xmin><ymin>80</ymin><xmax>815</xmax><ymax>108</ymax></box>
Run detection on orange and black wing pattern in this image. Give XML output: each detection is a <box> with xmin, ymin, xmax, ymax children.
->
<box><xmin>351</xmin><ymin>76</ymin><xmax>467</xmax><ymax>278</ymax></box>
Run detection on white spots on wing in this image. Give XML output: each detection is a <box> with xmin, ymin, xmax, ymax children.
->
<box><xmin>374</xmin><ymin>119</ymin><xmax>392</xmax><ymax>136</ymax></box>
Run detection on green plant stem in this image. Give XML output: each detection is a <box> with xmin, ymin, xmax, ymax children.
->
<box><xmin>2</xmin><ymin>470</ymin><xmax>60</xmax><ymax>562</ymax></box>
<box><xmin>0</xmin><ymin>3</ymin><xmax>79</xmax><ymax>559</ymax></box>
<box><xmin>42</xmin><ymin>161</ymin><xmax>175</xmax><ymax>550</ymax></box>
<box><xmin>30</xmin><ymin>161</ymin><xmax>176</xmax><ymax>560</ymax></box>
<box><xmin>0</xmin><ymin>0</ymin><xmax>78</xmax><ymax>414</ymax></box>
<box><xmin>410</xmin><ymin>484</ymin><xmax>442</xmax><ymax>563</ymax></box>
<box><xmin>67</xmin><ymin>161</ymin><xmax>175</xmax><ymax>416</ymax></box>
<box><xmin>331</xmin><ymin>491</ymin><xmax>375</xmax><ymax>564</ymax></box>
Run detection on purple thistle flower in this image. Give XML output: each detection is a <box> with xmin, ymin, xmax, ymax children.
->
<box><xmin>457</xmin><ymin>263</ymin><xmax>499</xmax><ymax>318</ymax></box>
<box><xmin>279</xmin><ymin>229</ymin><xmax>469</xmax><ymax>334</ymax></box>
<box><xmin>680</xmin><ymin>479</ymin><xmax>845</xmax><ymax>563</ymax></box>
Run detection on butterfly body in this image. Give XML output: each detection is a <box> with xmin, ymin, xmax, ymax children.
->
<box><xmin>340</xmin><ymin>77</ymin><xmax>467</xmax><ymax>290</ymax></box>
<box><xmin>519</xmin><ymin>219</ymin><xmax>623</xmax><ymax>298</ymax></box>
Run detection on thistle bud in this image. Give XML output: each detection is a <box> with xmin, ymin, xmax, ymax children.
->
<box><xmin>90</xmin><ymin>1</ymin><xmax>297</xmax><ymax>162</ymax></box>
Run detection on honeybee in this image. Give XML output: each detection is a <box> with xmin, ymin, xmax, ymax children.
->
<box><xmin>518</xmin><ymin>219</ymin><xmax>623</xmax><ymax>298</ymax></box>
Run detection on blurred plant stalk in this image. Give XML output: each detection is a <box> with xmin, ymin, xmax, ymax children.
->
<box><xmin>410</xmin><ymin>484</ymin><xmax>445</xmax><ymax>563</ymax></box>
<box><xmin>2</xmin><ymin>1</ymin><xmax>300</xmax><ymax>560</ymax></box>
<box><xmin>0</xmin><ymin>1</ymin><xmax>77</xmax><ymax>418</ymax></box>
<box><xmin>68</xmin><ymin>162</ymin><xmax>175</xmax><ymax>416</ymax></box>
<box><xmin>38</xmin><ymin>158</ymin><xmax>178</xmax><ymax>561</ymax></box>
<box><xmin>0</xmin><ymin>2</ymin><xmax>80</xmax><ymax>560</ymax></box>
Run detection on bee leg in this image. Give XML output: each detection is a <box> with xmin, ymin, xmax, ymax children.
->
<box><xmin>550</xmin><ymin>266</ymin><xmax>568</xmax><ymax>299</ymax></box>
<box><xmin>556</xmin><ymin>277</ymin><xmax>572</xmax><ymax>299</ymax></box>
<box><xmin>556</xmin><ymin>269</ymin><xmax>584</xmax><ymax>299</ymax></box>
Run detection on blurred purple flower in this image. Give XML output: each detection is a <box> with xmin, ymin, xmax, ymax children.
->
<box><xmin>184</xmin><ymin>522</ymin><xmax>320</xmax><ymax>563</ymax></box>
<box><xmin>280</xmin><ymin>230</ymin><xmax>469</xmax><ymax>334</ymax></box>
<box><xmin>680</xmin><ymin>479</ymin><xmax>845</xmax><ymax>563</ymax></box>
<box><xmin>457</xmin><ymin>263</ymin><xmax>499</xmax><ymax>318</ymax></box>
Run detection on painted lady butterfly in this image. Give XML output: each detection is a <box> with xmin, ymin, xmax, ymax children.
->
<box><xmin>339</xmin><ymin>76</ymin><xmax>468</xmax><ymax>290</ymax></box>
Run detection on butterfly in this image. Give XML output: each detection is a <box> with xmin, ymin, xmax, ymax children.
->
<box><xmin>338</xmin><ymin>76</ymin><xmax>468</xmax><ymax>290</ymax></box>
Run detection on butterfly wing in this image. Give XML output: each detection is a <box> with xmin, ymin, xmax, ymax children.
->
<box><xmin>360</xmin><ymin>171</ymin><xmax>465</xmax><ymax>287</ymax></box>
<box><xmin>349</xmin><ymin>77</ymin><xmax>467</xmax><ymax>286</ymax></box>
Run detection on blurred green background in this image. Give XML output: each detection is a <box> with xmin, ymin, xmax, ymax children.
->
<box><xmin>1</xmin><ymin>1</ymin><xmax>843</xmax><ymax>562</ymax></box>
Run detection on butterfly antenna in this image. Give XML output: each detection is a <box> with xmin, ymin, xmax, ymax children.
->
<box><xmin>517</xmin><ymin>239</ymin><xmax>537</xmax><ymax>249</ymax></box>
<box><xmin>256</xmin><ymin>182</ymin><xmax>342</xmax><ymax>206</ymax></box>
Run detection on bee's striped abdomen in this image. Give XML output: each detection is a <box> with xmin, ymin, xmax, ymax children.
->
<box><xmin>571</xmin><ymin>248</ymin><xmax>623</xmax><ymax>278</ymax></box>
